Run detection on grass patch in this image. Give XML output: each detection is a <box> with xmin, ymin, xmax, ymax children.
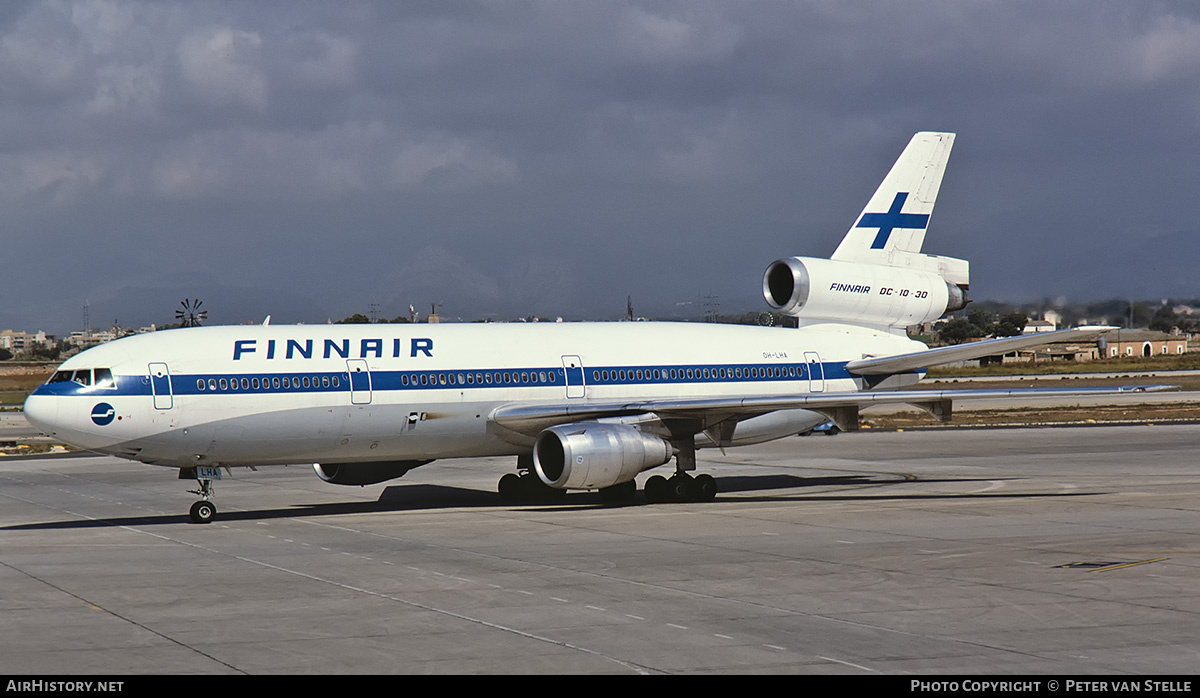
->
<box><xmin>0</xmin><ymin>370</ymin><xmax>53</xmax><ymax>404</ymax></box>
<box><xmin>864</xmin><ymin>403</ymin><xmax>1200</xmax><ymax>429</ymax></box>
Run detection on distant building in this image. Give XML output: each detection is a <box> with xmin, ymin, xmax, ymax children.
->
<box><xmin>1098</xmin><ymin>330</ymin><xmax>1187</xmax><ymax>358</ymax></box>
<box><xmin>0</xmin><ymin>330</ymin><xmax>52</xmax><ymax>352</ymax></box>
<box><xmin>66</xmin><ymin>330</ymin><xmax>118</xmax><ymax>348</ymax></box>
<box><xmin>996</xmin><ymin>327</ymin><xmax>1188</xmax><ymax>365</ymax></box>
<box><xmin>998</xmin><ymin>342</ymin><xmax>1099</xmax><ymax>365</ymax></box>
<box><xmin>1022</xmin><ymin>319</ymin><xmax>1056</xmax><ymax>334</ymax></box>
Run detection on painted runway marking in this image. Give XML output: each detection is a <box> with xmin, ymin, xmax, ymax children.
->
<box><xmin>819</xmin><ymin>655</ymin><xmax>877</xmax><ymax>672</ymax></box>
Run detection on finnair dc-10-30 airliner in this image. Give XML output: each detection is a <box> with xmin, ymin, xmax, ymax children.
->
<box><xmin>25</xmin><ymin>133</ymin><xmax>1148</xmax><ymax>523</ymax></box>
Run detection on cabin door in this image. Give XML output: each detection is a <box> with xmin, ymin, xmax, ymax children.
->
<box><xmin>804</xmin><ymin>352</ymin><xmax>824</xmax><ymax>393</ymax></box>
<box><xmin>562</xmin><ymin>355</ymin><xmax>585</xmax><ymax>398</ymax></box>
<box><xmin>347</xmin><ymin>359</ymin><xmax>372</xmax><ymax>405</ymax></box>
<box><xmin>149</xmin><ymin>362</ymin><xmax>173</xmax><ymax>410</ymax></box>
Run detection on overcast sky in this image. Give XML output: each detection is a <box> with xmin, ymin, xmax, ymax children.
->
<box><xmin>4</xmin><ymin>1</ymin><xmax>1200</xmax><ymax>334</ymax></box>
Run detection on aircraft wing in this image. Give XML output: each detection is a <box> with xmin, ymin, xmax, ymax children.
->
<box><xmin>845</xmin><ymin>325</ymin><xmax>1116</xmax><ymax>375</ymax></box>
<box><xmin>490</xmin><ymin>384</ymin><xmax>1171</xmax><ymax>437</ymax></box>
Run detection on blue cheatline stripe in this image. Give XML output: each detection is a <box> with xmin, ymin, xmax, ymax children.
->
<box><xmin>32</xmin><ymin>361</ymin><xmax>857</xmax><ymax>399</ymax></box>
<box><xmin>171</xmin><ymin>361</ymin><xmax>854</xmax><ymax>396</ymax></box>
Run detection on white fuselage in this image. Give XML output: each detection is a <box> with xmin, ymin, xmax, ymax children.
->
<box><xmin>24</xmin><ymin>322</ymin><xmax>923</xmax><ymax>469</ymax></box>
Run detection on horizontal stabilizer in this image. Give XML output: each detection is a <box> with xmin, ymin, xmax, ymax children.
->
<box><xmin>845</xmin><ymin>326</ymin><xmax>1117</xmax><ymax>376</ymax></box>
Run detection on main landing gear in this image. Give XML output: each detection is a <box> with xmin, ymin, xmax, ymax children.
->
<box><xmin>182</xmin><ymin>469</ymin><xmax>217</xmax><ymax>523</ymax></box>
<box><xmin>497</xmin><ymin>455</ymin><xmax>567</xmax><ymax>503</ymax></box>
<box><xmin>495</xmin><ymin>455</ymin><xmax>718</xmax><ymax>505</ymax></box>
<box><xmin>644</xmin><ymin>431</ymin><xmax>718</xmax><ymax>503</ymax></box>
<box><xmin>643</xmin><ymin>472</ymin><xmax>717</xmax><ymax>504</ymax></box>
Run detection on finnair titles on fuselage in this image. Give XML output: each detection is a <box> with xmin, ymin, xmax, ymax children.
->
<box><xmin>231</xmin><ymin>336</ymin><xmax>436</xmax><ymax>361</ymax></box>
<box><xmin>25</xmin><ymin>132</ymin><xmax>1136</xmax><ymax>523</ymax></box>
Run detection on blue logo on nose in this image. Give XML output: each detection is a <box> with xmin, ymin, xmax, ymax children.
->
<box><xmin>91</xmin><ymin>403</ymin><xmax>116</xmax><ymax>426</ymax></box>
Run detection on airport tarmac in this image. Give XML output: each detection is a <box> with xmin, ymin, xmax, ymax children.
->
<box><xmin>2</xmin><ymin>425</ymin><xmax>1198</xmax><ymax>675</ymax></box>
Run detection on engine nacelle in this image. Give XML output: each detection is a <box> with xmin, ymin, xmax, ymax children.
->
<box><xmin>533</xmin><ymin>423</ymin><xmax>672</xmax><ymax>490</ymax></box>
<box><xmin>763</xmin><ymin>256</ymin><xmax>968</xmax><ymax>328</ymax></box>
<box><xmin>313</xmin><ymin>460</ymin><xmax>433</xmax><ymax>486</ymax></box>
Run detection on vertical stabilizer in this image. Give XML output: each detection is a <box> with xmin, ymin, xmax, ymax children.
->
<box><xmin>831</xmin><ymin>132</ymin><xmax>955</xmax><ymax>263</ymax></box>
<box><xmin>764</xmin><ymin>131</ymin><xmax>969</xmax><ymax>333</ymax></box>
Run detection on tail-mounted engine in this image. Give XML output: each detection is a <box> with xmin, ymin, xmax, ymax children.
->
<box><xmin>763</xmin><ymin>256</ymin><xmax>969</xmax><ymax>329</ymax></box>
<box><xmin>533</xmin><ymin>423</ymin><xmax>672</xmax><ymax>490</ymax></box>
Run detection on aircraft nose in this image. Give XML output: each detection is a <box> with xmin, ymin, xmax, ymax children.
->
<box><xmin>22</xmin><ymin>393</ymin><xmax>60</xmax><ymax>435</ymax></box>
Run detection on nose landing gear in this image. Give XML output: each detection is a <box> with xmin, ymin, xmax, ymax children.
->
<box><xmin>189</xmin><ymin>497</ymin><xmax>216</xmax><ymax>524</ymax></box>
<box><xmin>181</xmin><ymin>467</ymin><xmax>219</xmax><ymax>524</ymax></box>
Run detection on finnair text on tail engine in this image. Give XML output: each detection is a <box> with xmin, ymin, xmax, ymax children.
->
<box><xmin>24</xmin><ymin>132</ymin><xmax>1156</xmax><ymax>523</ymax></box>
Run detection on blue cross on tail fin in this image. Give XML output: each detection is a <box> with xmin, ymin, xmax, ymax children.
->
<box><xmin>831</xmin><ymin>132</ymin><xmax>953</xmax><ymax>262</ymax></box>
<box><xmin>858</xmin><ymin>192</ymin><xmax>931</xmax><ymax>250</ymax></box>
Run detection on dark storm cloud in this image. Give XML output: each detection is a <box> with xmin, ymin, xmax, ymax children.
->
<box><xmin>2</xmin><ymin>1</ymin><xmax>1199</xmax><ymax>334</ymax></box>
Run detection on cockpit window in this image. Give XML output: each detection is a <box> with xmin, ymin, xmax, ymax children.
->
<box><xmin>93</xmin><ymin>368</ymin><xmax>115</xmax><ymax>389</ymax></box>
<box><xmin>46</xmin><ymin>368</ymin><xmax>114</xmax><ymax>388</ymax></box>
